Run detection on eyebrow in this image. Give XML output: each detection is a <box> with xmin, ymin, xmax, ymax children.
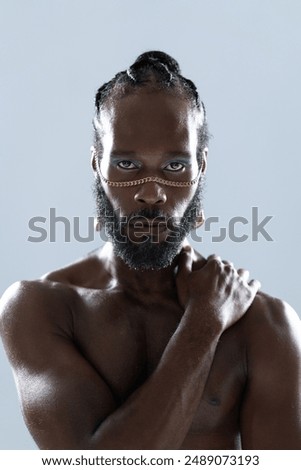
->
<box><xmin>110</xmin><ymin>150</ymin><xmax>192</xmax><ymax>158</ymax></box>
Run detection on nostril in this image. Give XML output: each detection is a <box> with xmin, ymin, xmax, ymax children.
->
<box><xmin>134</xmin><ymin>194</ymin><xmax>167</xmax><ymax>204</ymax></box>
<box><xmin>134</xmin><ymin>184</ymin><xmax>167</xmax><ymax>205</ymax></box>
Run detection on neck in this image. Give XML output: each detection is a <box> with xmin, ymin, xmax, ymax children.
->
<box><xmin>99</xmin><ymin>241</ymin><xmax>187</xmax><ymax>297</ymax></box>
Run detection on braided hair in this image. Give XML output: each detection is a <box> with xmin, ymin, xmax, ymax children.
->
<box><xmin>93</xmin><ymin>51</ymin><xmax>209</xmax><ymax>165</ymax></box>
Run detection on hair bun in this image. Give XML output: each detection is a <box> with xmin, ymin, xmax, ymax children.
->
<box><xmin>132</xmin><ymin>51</ymin><xmax>181</xmax><ymax>74</ymax></box>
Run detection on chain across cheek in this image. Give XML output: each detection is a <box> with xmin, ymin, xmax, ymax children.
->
<box><xmin>97</xmin><ymin>164</ymin><xmax>201</xmax><ymax>188</ymax></box>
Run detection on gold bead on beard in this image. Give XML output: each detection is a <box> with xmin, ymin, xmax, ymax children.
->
<box><xmin>194</xmin><ymin>209</ymin><xmax>205</xmax><ymax>228</ymax></box>
<box><xmin>94</xmin><ymin>216</ymin><xmax>102</xmax><ymax>232</ymax></box>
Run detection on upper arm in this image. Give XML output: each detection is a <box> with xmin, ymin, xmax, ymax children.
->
<box><xmin>0</xmin><ymin>281</ymin><xmax>117</xmax><ymax>449</ymax></box>
<box><xmin>240</xmin><ymin>294</ymin><xmax>301</xmax><ymax>449</ymax></box>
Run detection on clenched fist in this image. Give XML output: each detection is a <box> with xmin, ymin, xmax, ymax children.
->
<box><xmin>176</xmin><ymin>247</ymin><xmax>261</xmax><ymax>332</ymax></box>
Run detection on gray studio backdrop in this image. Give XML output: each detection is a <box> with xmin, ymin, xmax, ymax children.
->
<box><xmin>1</xmin><ymin>0</ymin><xmax>300</xmax><ymax>450</ymax></box>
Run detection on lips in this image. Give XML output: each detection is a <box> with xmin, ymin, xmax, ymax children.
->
<box><xmin>129</xmin><ymin>218</ymin><xmax>166</xmax><ymax>227</ymax></box>
<box><xmin>128</xmin><ymin>218</ymin><xmax>168</xmax><ymax>237</ymax></box>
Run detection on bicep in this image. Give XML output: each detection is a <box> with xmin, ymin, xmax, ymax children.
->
<box><xmin>240</xmin><ymin>301</ymin><xmax>301</xmax><ymax>450</ymax></box>
<box><xmin>17</xmin><ymin>338</ymin><xmax>117</xmax><ymax>449</ymax></box>
<box><xmin>0</xmin><ymin>281</ymin><xmax>117</xmax><ymax>449</ymax></box>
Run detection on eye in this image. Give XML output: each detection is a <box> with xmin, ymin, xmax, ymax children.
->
<box><xmin>164</xmin><ymin>162</ymin><xmax>185</xmax><ymax>172</ymax></box>
<box><xmin>117</xmin><ymin>160</ymin><xmax>137</xmax><ymax>170</ymax></box>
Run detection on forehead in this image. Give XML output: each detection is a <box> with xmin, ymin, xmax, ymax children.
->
<box><xmin>98</xmin><ymin>89</ymin><xmax>199</xmax><ymax>154</ymax></box>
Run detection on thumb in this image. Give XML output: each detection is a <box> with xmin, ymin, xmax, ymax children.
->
<box><xmin>176</xmin><ymin>246</ymin><xmax>193</xmax><ymax>281</ymax></box>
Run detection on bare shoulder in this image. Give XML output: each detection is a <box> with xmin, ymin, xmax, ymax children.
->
<box><xmin>0</xmin><ymin>276</ymin><xmax>77</xmax><ymax>318</ymax></box>
<box><xmin>241</xmin><ymin>290</ymin><xmax>301</xmax><ymax>366</ymax></box>
<box><xmin>0</xmin><ymin>279</ymin><xmax>73</xmax><ymax>355</ymax></box>
<box><xmin>41</xmin><ymin>248</ymin><xmax>110</xmax><ymax>289</ymax></box>
<box><xmin>239</xmin><ymin>293</ymin><xmax>301</xmax><ymax>449</ymax></box>
<box><xmin>245</xmin><ymin>290</ymin><xmax>300</xmax><ymax>335</ymax></box>
<box><xmin>0</xmin><ymin>276</ymin><xmax>118</xmax><ymax>449</ymax></box>
<box><xmin>0</xmin><ymin>278</ymin><xmax>69</xmax><ymax>327</ymax></box>
<box><xmin>0</xmin><ymin>247</ymin><xmax>110</xmax><ymax>365</ymax></box>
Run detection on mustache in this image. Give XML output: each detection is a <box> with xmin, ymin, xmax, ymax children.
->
<box><xmin>121</xmin><ymin>208</ymin><xmax>169</xmax><ymax>221</ymax></box>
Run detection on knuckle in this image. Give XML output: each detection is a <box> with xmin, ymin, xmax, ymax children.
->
<box><xmin>210</xmin><ymin>257</ymin><xmax>221</xmax><ymax>266</ymax></box>
<box><xmin>224</xmin><ymin>263</ymin><xmax>234</xmax><ymax>272</ymax></box>
<box><xmin>207</xmin><ymin>254</ymin><xmax>220</xmax><ymax>261</ymax></box>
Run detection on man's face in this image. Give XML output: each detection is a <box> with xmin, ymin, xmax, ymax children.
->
<box><xmin>92</xmin><ymin>88</ymin><xmax>206</xmax><ymax>270</ymax></box>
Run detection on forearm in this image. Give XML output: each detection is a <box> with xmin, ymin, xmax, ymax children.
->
<box><xmin>91</xmin><ymin>305</ymin><xmax>222</xmax><ymax>450</ymax></box>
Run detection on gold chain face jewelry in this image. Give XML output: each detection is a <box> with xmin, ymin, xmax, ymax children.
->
<box><xmin>95</xmin><ymin>159</ymin><xmax>200</xmax><ymax>188</ymax></box>
<box><xmin>99</xmin><ymin>173</ymin><xmax>200</xmax><ymax>187</ymax></box>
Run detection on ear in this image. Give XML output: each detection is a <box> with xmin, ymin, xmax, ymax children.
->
<box><xmin>90</xmin><ymin>146</ymin><xmax>98</xmax><ymax>174</ymax></box>
<box><xmin>200</xmin><ymin>147</ymin><xmax>208</xmax><ymax>174</ymax></box>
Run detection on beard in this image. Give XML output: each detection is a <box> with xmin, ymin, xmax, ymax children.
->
<box><xmin>92</xmin><ymin>176</ymin><xmax>204</xmax><ymax>271</ymax></box>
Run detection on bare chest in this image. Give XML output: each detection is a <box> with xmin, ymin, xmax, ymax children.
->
<box><xmin>73</xmin><ymin>288</ymin><xmax>246</xmax><ymax>447</ymax></box>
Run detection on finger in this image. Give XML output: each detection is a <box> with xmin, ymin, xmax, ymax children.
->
<box><xmin>237</xmin><ymin>268</ymin><xmax>249</xmax><ymax>282</ymax></box>
<box><xmin>206</xmin><ymin>255</ymin><xmax>223</xmax><ymax>274</ymax></box>
<box><xmin>207</xmin><ymin>254</ymin><xmax>222</xmax><ymax>265</ymax></box>
<box><xmin>176</xmin><ymin>246</ymin><xmax>193</xmax><ymax>278</ymax></box>
<box><xmin>222</xmin><ymin>259</ymin><xmax>234</xmax><ymax>271</ymax></box>
<box><xmin>222</xmin><ymin>259</ymin><xmax>233</xmax><ymax>266</ymax></box>
<box><xmin>248</xmin><ymin>279</ymin><xmax>261</xmax><ymax>294</ymax></box>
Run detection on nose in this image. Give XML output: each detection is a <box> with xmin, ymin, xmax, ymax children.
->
<box><xmin>134</xmin><ymin>182</ymin><xmax>167</xmax><ymax>205</ymax></box>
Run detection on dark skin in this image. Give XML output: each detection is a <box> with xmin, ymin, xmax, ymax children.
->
<box><xmin>1</xmin><ymin>89</ymin><xmax>301</xmax><ymax>450</ymax></box>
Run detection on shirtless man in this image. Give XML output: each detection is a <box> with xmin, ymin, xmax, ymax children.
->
<box><xmin>1</xmin><ymin>51</ymin><xmax>300</xmax><ymax>450</ymax></box>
